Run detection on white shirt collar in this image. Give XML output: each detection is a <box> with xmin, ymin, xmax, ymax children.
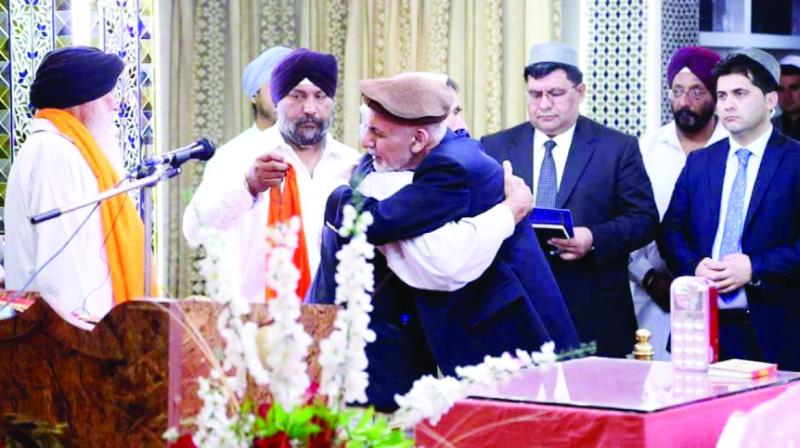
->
<box><xmin>728</xmin><ymin>125</ymin><xmax>772</xmax><ymax>161</ymax></box>
<box><xmin>535</xmin><ymin>121</ymin><xmax>578</xmax><ymax>152</ymax></box>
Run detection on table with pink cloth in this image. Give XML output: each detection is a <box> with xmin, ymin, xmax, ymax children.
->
<box><xmin>415</xmin><ymin>357</ymin><xmax>800</xmax><ymax>447</ymax></box>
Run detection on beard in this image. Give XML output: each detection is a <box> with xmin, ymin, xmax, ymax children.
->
<box><xmin>84</xmin><ymin>105</ymin><xmax>124</xmax><ymax>174</ymax></box>
<box><xmin>673</xmin><ymin>101</ymin><xmax>716</xmax><ymax>134</ymax></box>
<box><xmin>278</xmin><ymin>113</ymin><xmax>332</xmax><ymax>147</ymax></box>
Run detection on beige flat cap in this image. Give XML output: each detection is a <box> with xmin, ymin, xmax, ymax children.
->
<box><xmin>359</xmin><ymin>73</ymin><xmax>455</xmax><ymax>125</ymax></box>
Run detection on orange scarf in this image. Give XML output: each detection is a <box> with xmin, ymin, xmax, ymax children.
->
<box><xmin>267</xmin><ymin>164</ymin><xmax>312</xmax><ymax>301</ymax></box>
<box><xmin>35</xmin><ymin>108</ymin><xmax>152</xmax><ymax>304</ymax></box>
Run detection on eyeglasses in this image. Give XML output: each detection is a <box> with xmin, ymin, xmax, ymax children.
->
<box><xmin>527</xmin><ymin>87</ymin><xmax>577</xmax><ymax>104</ymax></box>
<box><xmin>669</xmin><ymin>87</ymin><xmax>710</xmax><ymax>101</ymax></box>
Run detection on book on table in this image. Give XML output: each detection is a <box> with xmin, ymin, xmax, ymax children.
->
<box><xmin>529</xmin><ymin>207</ymin><xmax>574</xmax><ymax>241</ymax></box>
<box><xmin>709</xmin><ymin>359</ymin><xmax>778</xmax><ymax>379</ymax></box>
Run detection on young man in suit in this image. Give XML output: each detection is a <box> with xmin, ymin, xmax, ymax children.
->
<box><xmin>481</xmin><ymin>43</ymin><xmax>659</xmax><ymax>358</ymax></box>
<box><xmin>661</xmin><ymin>48</ymin><xmax>800</xmax><ymax>370</ymax></box>
<box><xmin>308</xmin><ymin>73</ymin><xmax>579</xmax><ymax>410</ymax></box>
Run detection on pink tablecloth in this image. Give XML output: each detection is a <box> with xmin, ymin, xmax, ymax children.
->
<box><xmin>415</xmin><ymin>358</ymin><xmax>799</xmax><ymax>447</ymax></box>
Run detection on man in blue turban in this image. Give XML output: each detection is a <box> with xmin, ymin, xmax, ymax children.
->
<box><xmin>183</xmin><ymin>48</ymin><xmax>360</xmax><ymax>302</ymax></box>
<box><xmin>243</xmin><ymin>46</ymin><xmax>292</xmax><ymax>131</ymax></box>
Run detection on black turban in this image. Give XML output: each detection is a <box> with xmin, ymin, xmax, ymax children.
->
<box><xmin>270</xmin><ymin>48</ymin><xmax>338</xmax><ymax>105</ymax></box>
<box><xmin>30</xmin><ymin>46</ymin><xmax>124</xmax><ymax>109</ymax></box>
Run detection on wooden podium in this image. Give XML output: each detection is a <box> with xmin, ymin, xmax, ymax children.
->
<box><xmin>0</xmin><ymin>292</ymin><xmax>337</xmax><ymax>447</ymax></box>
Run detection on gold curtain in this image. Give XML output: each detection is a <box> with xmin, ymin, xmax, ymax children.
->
<box><xmin>161</xmin><ymin>0</ymin><xmax>559</xmax><ymax>297</ymax></box>
<box><xmin>294</xmin><ymin>0</ymin><xmax>559</xmax><ymax>148</ymax></box>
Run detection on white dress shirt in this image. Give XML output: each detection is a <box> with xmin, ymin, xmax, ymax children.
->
<box><xmin>5</xmin><ymin>119</ymin><xmax>115</xmax><ymax>319</ymax></box>
<box><xmin>629</xmin><ymin>119</ymin><xmax>728</xmax><ymax>359</ymax></box>
<box><xmin>712</xmin><ymin>126</ymin><xmax>771</xmax><ymax>310</ymax></box>
<box><xmin>183</xmin><ymin>125</ymin><xmax>361</xmax><ymax>302</ymax></box>
<box><xmin>357</xmin><ymin>171</ymin><xmax>515</xmax><ymax>291</ymax></box>
<box><xmin>531</xmin><ymin>123</ymin><xmax>577</xmax><ymax>198</ymax></box>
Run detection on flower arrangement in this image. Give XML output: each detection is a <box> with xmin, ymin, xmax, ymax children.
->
<box><xmin>168</xmin><ymin>204</ymin><xmax>591</xmax><ymax>447</ymax></box>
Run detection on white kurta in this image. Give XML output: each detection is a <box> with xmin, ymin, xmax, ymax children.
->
<box><xmin>357</xmin><ymin>170</ymin><xmax>515</xmax><ymax>292</ymax></box>
<box><xmin>629</xmin><ymin>119</ymin><xmax>728</xmax><ymax>359</ymax></box>
<box><xmin>5</xmin><ymin>119</ymin><xmax>114</xmax><ymax>319</ymax></box>
<box><xmin>183</xmin><ymin>125</ymin><xmax>361</xmax><ymax>302</ymax></box>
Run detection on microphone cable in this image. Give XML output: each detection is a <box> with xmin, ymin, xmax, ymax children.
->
<box><xmin>0</xmin><ymin>176</ymin><xmax>128</xmax><ymax>317</ymax></box>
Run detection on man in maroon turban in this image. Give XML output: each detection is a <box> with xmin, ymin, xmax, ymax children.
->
<box><xmin>629</xmin><ymin>46</ymin><xmax>728</xmax><ymax>360</ymax></box>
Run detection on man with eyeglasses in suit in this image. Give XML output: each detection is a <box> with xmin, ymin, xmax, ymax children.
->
<box><xmin>629</xmin><ymin>47</ymin><xmax>728</xmax><ymax>360</ymax></box>
<box><xmin>481</xmin><ymin>42</ymin><xmax>659</xmax><ymax>358</ymax></box>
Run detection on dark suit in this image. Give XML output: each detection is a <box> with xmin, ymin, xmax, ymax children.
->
<box><xmin>308</xmin><ymin>130</ymin><xmax>579</xmax><ymax>410</ymax></box>
<box><xmin>481</xmin><ymin>116</ymin><xmax>659</xmax><ymax>357</ymax></box>
<box><xmin>660</xmin><ymin>130</ymin><xmax>800</xmax><ymax>370</ymax></box>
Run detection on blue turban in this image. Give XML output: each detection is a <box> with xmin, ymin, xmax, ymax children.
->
<box><xmin>242</xmin><ymin>46</ymin><xmax>292</xmax><ymax>99</ymax></box>
<box><xmin>270</xmin><ymin>48</ymin><xmax>338</xmax><ymax>105</ymax></box>
<box><xmin>30</xmin><ymin>46</ymin><xmax>124</xmax><ymax>109</ymax></box>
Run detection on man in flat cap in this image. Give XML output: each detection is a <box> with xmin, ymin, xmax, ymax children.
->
<box><xmin>630</xmin><ymin>46</ymin><xmax>728</xmax><ymax>360</ymax></box>
<box><xmin>481</xmin><ymin>42</ymin><xmax>659</xmax><ymax>358</ymax></box>
<box><xmin>408</xmin><ymin>72</ymin><xmax>469</xmax><ymax>132</ymax></box>
<box><xmin>5</xmin><ymin>46</ymin><xmax>148</xmax><ymax>320</ymax></box>
<box><xmin>184</xmin><ymin>48</ymin><xmax>360</xmax><ymax>302</ymax></box>
<box><xmin>776</xmin><ymin>54</ymin><xmax>800</xmax><ymax>140</ymax></box>
<box><xmin>308</xmin><ymin>72</ymin><xmax>579</xmax><ymax>411</ymax></box>
<box><xmin>661</xmin><ymin>48</ymin><xmax>800</xmax><ymax>370</ymax></box>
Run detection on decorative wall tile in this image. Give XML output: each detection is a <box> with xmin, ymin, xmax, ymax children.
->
<box><xmin>0</xmin><ymin>0</ymin><xmax>8</xmax><ymax>228</ymax></box>
<box><xmin>585</xmin><ymin>0</ymin><xmax>648</xmax><ymax>137</ymax></box>
<box><xmin>10</xmin><ymin>0</ymin><xmax>53</xmax><ymax>153</ymax></box>
<box><xmin>660</xmin><ymin>0</ymin><xmax>699</xmax><ymax>124</ymax></box>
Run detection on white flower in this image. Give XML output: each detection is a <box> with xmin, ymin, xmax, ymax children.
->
<box><xmin>258</xmin><ymin>218</ymin><xmax>312</xmax><ymax>409</ymax></box>
<box><xmin>393</xmin><ymin>375</ymin><xmax>465</xmax><ymax>427</ymax></box>
<box><xmin>318</xmin><ymin>207</ymin><xmax>377</xmax><ymax>408</ymax></box>
<box><xmin>531</xmin><ymin>341</ymin><xmax>557</xmax><ymax>365</ymax></box>
<box><xmin>392</xmin><ymin>342</ymin><xmax>560</xmax><ymax>428</ymax></box>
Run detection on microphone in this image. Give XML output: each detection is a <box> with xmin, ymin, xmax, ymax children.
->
<box><xmin>142</xmin><ymin>138</ymin><xmax>215</xmax><ymax>168</ymax></box>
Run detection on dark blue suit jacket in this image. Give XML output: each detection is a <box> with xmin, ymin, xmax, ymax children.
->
<box><xmin>308</xmin><ymin>130</ymin><xmax>579</xmax><ymax>410</ymax></box>
<box><xmin>481</xmin><ymin>117</ymin><xmax>659</xmax><ymax>357</ymax></box>
<box><xmin>660</xmin><ymin>130</ymin><xmax>800</xmax><ymax>370</ymax></box>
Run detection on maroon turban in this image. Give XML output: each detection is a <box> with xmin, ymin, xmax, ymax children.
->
<box><xmin>269</xmin><ymin>48</ymin><xmax>338</xmax><ymax>104</ymax></box>
<box><xmin>667</xmin><ymin>46</ymin><xmax>722</xmax><ymax>93</ymax></box>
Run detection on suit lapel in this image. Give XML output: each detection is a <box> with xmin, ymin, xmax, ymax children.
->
<box><xmin>705</xmin><ymin>142</ymin><xmax>728</xmax><ymax>253</ymax></box>
<box><xmin>556</xmin><ymin>116</ymin><xmax>595</xmax><ymax>208</ymax></box>
<box><xmin>509</xmin><ymin>124</ymin><xmax>535</xmax><ymax>189</ymax></box>
<box><xmin>744</xmin><ymin>131</ymin><xmax>787</xmax><ymax>230</ymax></box>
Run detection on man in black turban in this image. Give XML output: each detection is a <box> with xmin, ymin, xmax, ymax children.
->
<box><xmin>30</xmin><ymin>46</ymin><xmax>124</xmax><ymax>110</ymax></box>
<box><xmin>4</xmin><ymin>46</ymin><xmax>134</xmax><ymax>321</ymax></box>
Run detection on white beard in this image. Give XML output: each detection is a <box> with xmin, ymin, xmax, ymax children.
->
<box><xmin>84</xmin><ymin>109</ymin><xmax>124</xmax><ymax>175</ymax></box>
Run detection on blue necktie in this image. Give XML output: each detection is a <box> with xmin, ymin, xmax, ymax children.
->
<box><xmin>718</xmin><ymin>148</ymin><xmax>751</xmax><ymax>303</ymax></box>
<box><xmin>536</xmin><ymin>140</ymin><xmax>558</xmax><ymax>208</ymax></box>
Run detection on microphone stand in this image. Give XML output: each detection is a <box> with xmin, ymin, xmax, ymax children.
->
<box><xmin>31</xmin><ymin>163</ymin><xmax>181</xmax><ymax>297</ymax></box>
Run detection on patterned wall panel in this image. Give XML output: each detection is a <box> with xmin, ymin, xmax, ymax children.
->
<box><xmin>259</xmin><ymin>0</ymin><xmax>295</xmax><ymax>49</ymax></box>
<box><xmin>9</xmin><ymin>0</ymin><xmax>53</xmax><ymax>154</ymax></box>
<box><xmin>660</xmin><ymin>0</ymin><xmax>699</xmax><ymax>124</ymax></box>
<box><xmin>102</xmin><ymin>0</ymin><xmax>143</xmax><ymax>175</ymax></box>
<box><xmin>326</xmin><ymin>0</ymin><xmax>348</xmax><ymax>140</ymax></box>
<box><xmin>585</xmin><ymin>0</ymin><xmax>649</xmax><ymax>137</ymax></box>
<box><xmin>190</xmin><ymin>0</ymin><xmax>228</xmax><ymax>294</ymax></box>
<box><xmin>0</xmin><ymin>0</ymin><xmax>8</xmax><ymax>228</ymax></box>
